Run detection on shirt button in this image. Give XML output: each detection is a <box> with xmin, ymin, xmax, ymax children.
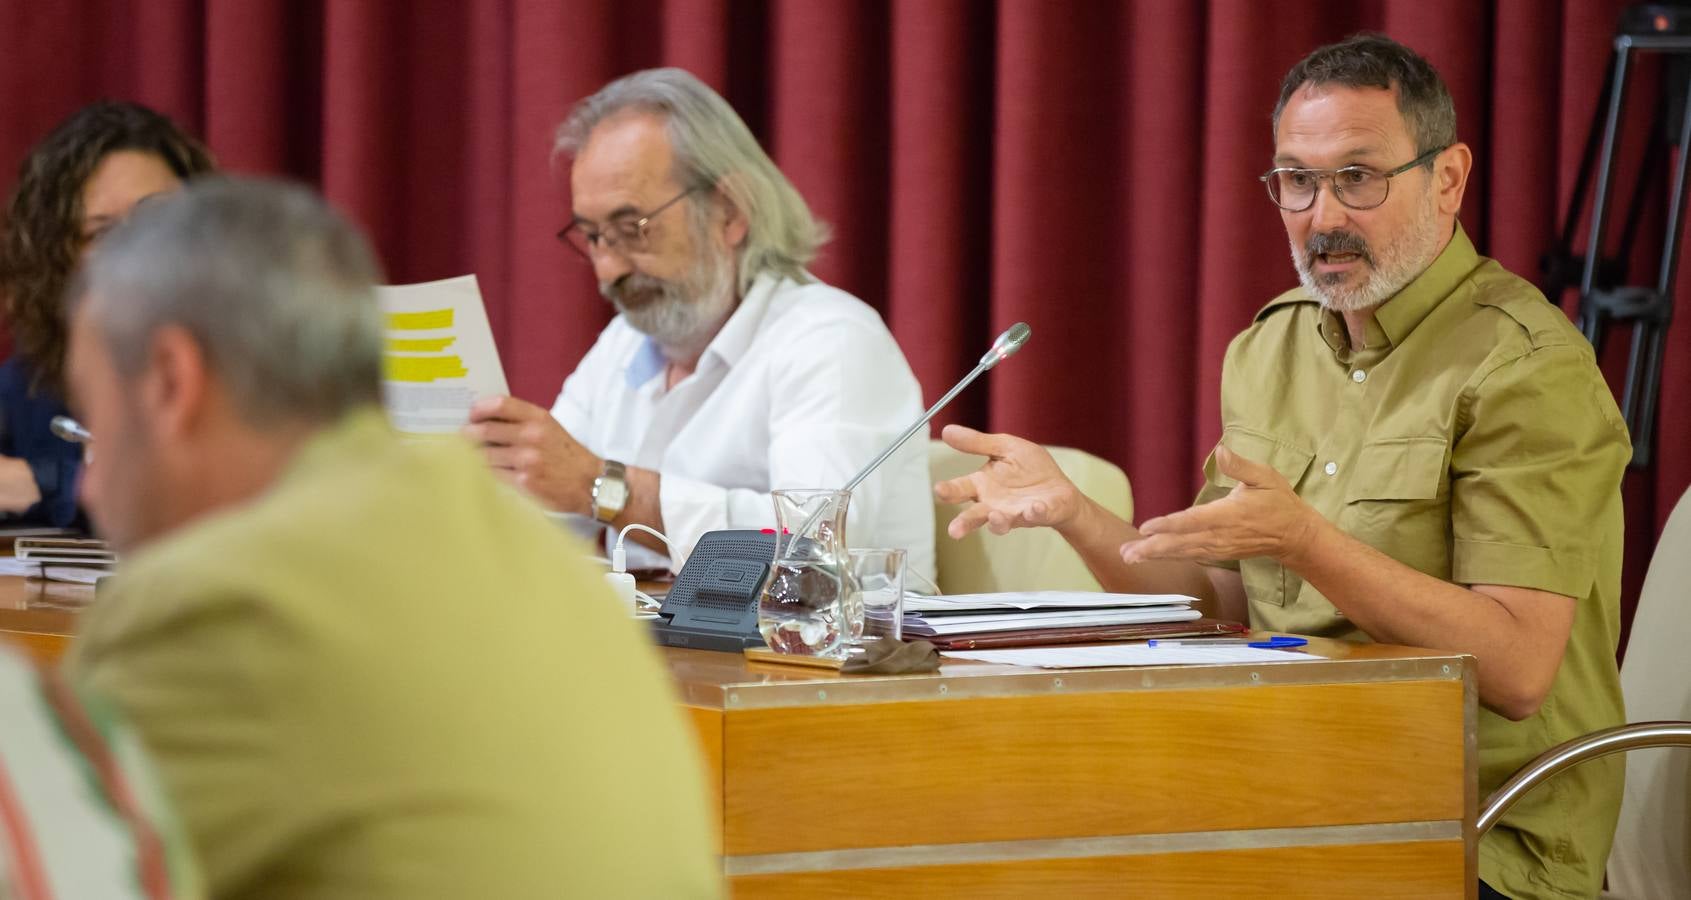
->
<box><xmin>1323</xmin><ymin>461</ymin><xmax>1338</xmax><ymax>476</ymax></box>
<box><xmin>1351</xmin><ymin>369</ymin><xmax>1367</xmax><ymax>383</ymax></box>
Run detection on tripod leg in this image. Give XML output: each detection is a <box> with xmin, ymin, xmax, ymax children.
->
<box><xmin>1616</xmin><ymin>118</ymin><xmax>1667</xmax><ymax>284</ymax></box>
<box><xmin>1563</xmin><ymin>59</ymin><xmax>1618</xmax><ymax>252</ymax></box>
<box><xmin>1627</xmin><ymin>324</ymin><xmax>1663</xmax><ymax>467</ymax></box>
<box><xmin>1625</xmin><ymin>64</ymin><xmax>1691</xmax><ymax>468</ymax></box>
<box><xmin>1580</xmin><ymin>41</ymin><xmax>1635</xmax><ymax>346</ymax></box>
<box><xmin>1653</xmin><ymin>61</ymin><xmax>1691</xmax><ymax>299</ymax></box>
<box><xmin>1549</xmin><ymin>56</ymin><xmax>1621</xmax><ymax>304</ymax></box>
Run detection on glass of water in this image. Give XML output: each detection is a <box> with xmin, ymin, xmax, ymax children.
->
<box><xmin>847</xmin><ymin>548</ymin><xmax>905</xmax><ymax>644</ymax></box>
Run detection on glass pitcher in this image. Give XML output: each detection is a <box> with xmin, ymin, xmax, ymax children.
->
<box><xmin>759</xmin><ymin>489</ymin><xmax>851</xmax><ymax>658</ymax></box>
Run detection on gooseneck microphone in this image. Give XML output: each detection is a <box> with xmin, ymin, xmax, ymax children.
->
<box><xmin>786</xmin><ymin>322</ymin><xmax>1031</xmax><ymax>546</ymax></box>
<box><xmin>839</xmin><ymin>322</ymin><xmax>1032</xmax><ymax>494</ymax></box>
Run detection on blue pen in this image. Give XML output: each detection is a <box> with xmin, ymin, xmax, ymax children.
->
<box><xmin>1146</xmin><ymin>636</ymin><xmax>1308</xmax><ymax>649</ymax></box>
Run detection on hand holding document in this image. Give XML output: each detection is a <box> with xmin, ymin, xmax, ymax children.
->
<box><xmin>378</xmin><ymin>275</ymin><xmax>508</xmax><ymax>435</ymax></box>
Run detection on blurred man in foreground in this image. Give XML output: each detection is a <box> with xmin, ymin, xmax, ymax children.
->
<box><xmin>936</xmin><ymin>35</ymin><xmax>1627</xmax><ymax>900</ymax></box>
<box><xmin>65</xmin><ymin>178</ymin><xmax>722</xmax><ymax>899</ymax></box>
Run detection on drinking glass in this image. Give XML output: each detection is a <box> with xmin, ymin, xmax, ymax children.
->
<box><xmin>847</xmin><ymin>548</ymin><xmax>905</xmax><ymax>643</ymax></box>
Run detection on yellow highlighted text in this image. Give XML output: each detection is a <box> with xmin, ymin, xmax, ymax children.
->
<box><xmin>386</xmin><ymin>308</ymin><xmax>455</xmax><ymax>330</ymax></box>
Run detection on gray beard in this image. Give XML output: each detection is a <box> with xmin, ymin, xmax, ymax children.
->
<box><xmin>603</xmin><ymin>248</ymin><xmax>736</xmax><ymax>348</ymax></box>
<box><xmin>1290</xmin><ymin>190</ymin><xmax>1443</xmax><ymax>313</ymax></box>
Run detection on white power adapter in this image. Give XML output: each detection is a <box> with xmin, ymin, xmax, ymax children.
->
<box><xmin>605</xmin><ymin>524</ymin><xmax>674</xmax><ymax>614</ymax></box>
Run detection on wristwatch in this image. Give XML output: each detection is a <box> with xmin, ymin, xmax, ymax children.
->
<box><xmin>591</xmin><ymin>459</ymin><xmax>629</xmax><ymax>524</ymax></box>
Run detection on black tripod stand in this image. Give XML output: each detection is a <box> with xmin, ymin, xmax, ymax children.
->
<box><xmin>1542</xmin><ymin>4</ymin><xmax>1691</xmax><ymax>468</ymax></box>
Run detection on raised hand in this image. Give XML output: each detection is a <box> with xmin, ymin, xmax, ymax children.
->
<box><xmin>932</xmin><ymin>424</ymin><xmax>1084</xmax><ymax>538</ymax></box>
<box><xmin>1122</xmin><ymin>446</ymin><xmax>1321</xmax><ymax>566</ymax></box>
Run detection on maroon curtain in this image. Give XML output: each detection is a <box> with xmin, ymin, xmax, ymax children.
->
<box><xmin>3</xmin><ymin>0</ymin><xmax>1686</xmax><ymax>643</ymax></box>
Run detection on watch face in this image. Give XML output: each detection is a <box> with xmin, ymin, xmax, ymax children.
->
<box><xmin>600</xmin><ymin>478</ymin><xmax>628</xmax><ymax>511</ymax></box>
<box><xmin>594</xmin><ymin>468</ymin><xmax>629</xmax><ymax>522</ymax></box>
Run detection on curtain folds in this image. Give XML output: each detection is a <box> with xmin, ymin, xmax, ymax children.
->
<box><xmin>1</xmin><ymin>0</ymin><xmax>1683</xmax><ymax>641</ymax></box>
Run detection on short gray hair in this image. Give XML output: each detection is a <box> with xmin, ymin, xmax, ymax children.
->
<box><xmin>556</xmin><ymin>67</ymin><xmax>829</xmax><ymax>295</ymax></box>
<box><xmin>1273</xmin><ymin>33</ymin><xmax>1457</xmax><ymax>162</ymax></box>
<box><xmin>76</xmin><ymin>177</ymin><xmax>384</xmax><ymax>426</ymax></box>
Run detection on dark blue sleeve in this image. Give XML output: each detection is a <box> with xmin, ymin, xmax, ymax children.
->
<box><xmin>0</xmin><ymin>358</ymin><xmax>84</xmax><ymax>529</ymax></box>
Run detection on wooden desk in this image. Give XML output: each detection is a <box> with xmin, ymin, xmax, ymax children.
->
<box><xmin>2</xmin><ymin>573</ymin><xmax>1477</xmax><ymax>897</ymax></box>
<box><xmin>674</xmin><ymin>640</ymin><xmax>1477</xmax><ymax>899</ymax></box>
<box><xmin>0</xmin><ymin>569</ymin><xmax>85</xmax><ymax>665</ymax></box>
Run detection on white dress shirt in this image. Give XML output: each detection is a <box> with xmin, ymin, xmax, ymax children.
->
<box><xmin>552</xmin><ymin>271</ymin><xmax>936</xmax><ymax>581</ymax></box>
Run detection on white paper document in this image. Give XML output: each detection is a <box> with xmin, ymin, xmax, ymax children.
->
<box><xmin>41</xmin><ymin>566</ymin><xmax>113</xmax><ymax>585</ymax></box>
<box><xmin>905</xmin><ymin>606</ymin><xmax>1200</xmax><ymax>636</ymax></box>
<box><xmin>944</xmin><ymin>643</ymin><xmax>1319</xmax><ymax>668</ymax></box>
<box><xmin>906</xmin><ymin>591</ymin><xmax>1199</xmax><ymax>614</ymax></box>
<box><xmin>378</xmin><ymin>275</ymin><xmax>508</xmax><ymax>434</ymax></box>
<box><xmin>0</xmin><ymin>557</ymin><xmax>42</xmax><ymax>577</ymax></box>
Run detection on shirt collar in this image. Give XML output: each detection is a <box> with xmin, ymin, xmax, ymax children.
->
<box><xmin>701</xmin><ymin>270</ymin><xmax>781</xmax><ymax>368</ymax></box>
<box><xmin>1373</xmin><ymin>223</ymin><xmax>1480</xmax><ymax>348</ymax></box>
<box><xmin>621</xmin><ymin>270</ymin><xmax>785</xmax><ymax>388</ymax></box>
<box><xmin>1314</xmin><ymin>222</ymin><xmax>1481</xmax><ymax>354</ymax></box>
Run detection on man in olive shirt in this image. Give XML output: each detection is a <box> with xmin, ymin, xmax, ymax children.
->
<box><xmin>63</xmin><ymin>179</ymin><xmax>723</xmax><ymax>899</ymax></box>
<box><xmin>935</xmin><ymin>35</ymin><xmax>1627</xmax><ymax>900</ymax></box>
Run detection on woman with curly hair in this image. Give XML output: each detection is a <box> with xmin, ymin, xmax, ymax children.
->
<box><xmin>0</xmin><ymin>101</ymin><xmax>215</xmax><ymax>528</ymax></box>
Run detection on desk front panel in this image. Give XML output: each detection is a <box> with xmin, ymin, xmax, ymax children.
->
<box><xmin>675</xmin><ymin>643</ymin><xmax>1475</xmax><ymax>898</ymax></box>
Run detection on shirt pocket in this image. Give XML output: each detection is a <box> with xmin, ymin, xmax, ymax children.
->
<box><xmin>1212</xmin><ymin>426</ymin><xmax>1315</xmax><ymax>610</ymax></box>
<box><xmin>1346</xmin><ymin>436</ymin><xmax>1447</xmax><ymax>502</ymax></box>
<box><xmin>1213</xmin><ymin>426</ymin><xmax>1316</xmax><ymax>489</ymax></box>
<box><xmin>1343</xmin><ymin>436</ymin><xmax>1452</xmax><ymax>572</ymax></box>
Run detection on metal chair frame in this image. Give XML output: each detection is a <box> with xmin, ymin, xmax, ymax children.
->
<box><xmin>1478</xmin><ymin>721</ymin><xmax>1691</xmax><ymax>836</ymax></box>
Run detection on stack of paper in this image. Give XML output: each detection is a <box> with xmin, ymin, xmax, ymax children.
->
<box><xmin>14</xmin><ymin>537</ymin><xmax>116</xmax><ymax>569</ymax></box>
<box><xmin>903</xmin><ymin>591</ymin><xmax>1201</xmax><ymax>640</ymax></box>
<box><xmin>945</xmin><ymin>644</ymin><xmax>1318</xmax><ymax>668</ymax></box>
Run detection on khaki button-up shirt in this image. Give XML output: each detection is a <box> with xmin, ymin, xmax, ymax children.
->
<box><xmin>1195</xmin><ymin>226</ymin><xmax>1630</xmax><ymax>900</ymax></box>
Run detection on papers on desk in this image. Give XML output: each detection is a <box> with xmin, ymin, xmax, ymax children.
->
<box><xmin>40</xmin><ymin>566</ymin><xmax>113</xmax><ymax>585</ymax></box>
<box><xmin>906</xmin><ymin>591</ymin><xmax>1198</xmax><ymax>613</ymax></box>
<box><xmin>2</xmin><ymin>539</ymin><xmax>115</xmax><ymax>582</ymax></box>
<box><xmin>14</xmin><ymin>538</ymin><xmax>115</xmax><ymax>568</ymax></box>
<box><xmin>945</xmin><ymin>644</ymin><xmax>1318</xmax><ymax>668</ymax></box>
<box><xmin>378</xmin><ymin>275</ymin><xmax>508</xmax><ymax>435</ymax></box>
<box><xmin>902</xmin><ymin>590</ymin><xmax>1201</xmax><ymax>638</ymax></box>
<box><xmin>0</xmin><ymin>556</ymin><xmax>42</xmax><ymax>577</ymax></box>
<box><xmin>904</xmin><ymin>606</ymin><xmax>1200</xmax><ymax>637</ymax></box>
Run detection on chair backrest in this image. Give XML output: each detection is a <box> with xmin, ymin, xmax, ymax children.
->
<box><xmin>1606</xmin><ymin>486</ymin><xmax>1691</xmax><ymax>899</ymax></box>
<box><xmin>929</xmin><ymin>440</ymin><xmax>1133</xmax><ymax>595</ymax></box>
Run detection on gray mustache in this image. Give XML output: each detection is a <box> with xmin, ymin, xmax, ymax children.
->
<box><xmin>601</xmin><ymin>272</ymin><xmax>670</xmax><ymax>305</ymax></box>
<box><xmin>1305</xmin><ymin>230</ymin><xmax>1372</xmax><ymax>264</ymax></box>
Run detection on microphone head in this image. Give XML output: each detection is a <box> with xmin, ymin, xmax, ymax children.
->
<box><xmin>979</xmin><ymin>322</ymin><xmax>1032</xmax><ymax>369</ymax></box>
<box><xmin>50</xmin><ymin>415</ymin><xmax>91</xmax><ymax>444</ymax></box>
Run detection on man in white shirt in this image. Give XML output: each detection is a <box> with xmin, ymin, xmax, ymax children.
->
<box><xmin>466</xmin><ymin>68</ymin><xmax>934</xmax><ymax>579</ymax></box>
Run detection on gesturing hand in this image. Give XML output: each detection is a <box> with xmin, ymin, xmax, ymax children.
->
<box><xmin>463</xmin><ymin>396</ymin><xmax>601</xmax><ymax>514</ymax></box>
<box><xmin>932</xmin><ymin>424</ymin><xmax>1084</xmax><ymax>539</ymax></box>
<box><xmin>1122</xmin><ymin>446</ymin><xmax>1322</xmax><ymax>567</ymax></box>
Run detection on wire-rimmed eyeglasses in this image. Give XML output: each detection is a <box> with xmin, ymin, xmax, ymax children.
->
<box><xmin>555</xmin><ymin>187</ymin><xmax>698</xmax><ymax>261</ymax></box>
<box><xmin>1260</xmin><ymin>145</ymin><xmax>1447</xmax><ymax>213</ymax></box>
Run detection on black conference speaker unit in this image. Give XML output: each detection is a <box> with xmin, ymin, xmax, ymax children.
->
<box><xmin>648</xmin><ymin>529</ymin><xmax>778</xmax><ymax>652</ymax></box>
